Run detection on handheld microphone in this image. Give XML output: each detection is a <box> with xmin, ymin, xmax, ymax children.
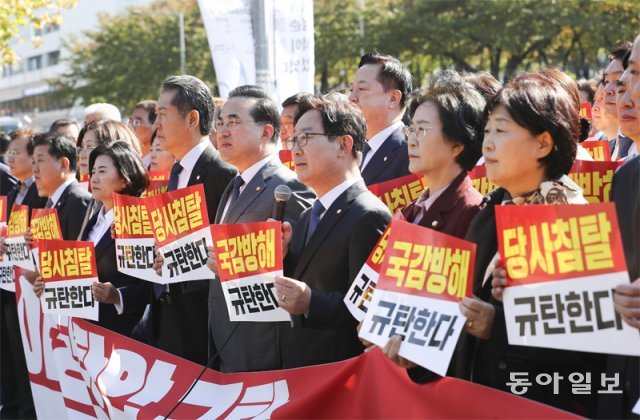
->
<box><xmin>272</xmin><ymin>184</ymin><xmax>292</xmax><ymax>221</ymax></box>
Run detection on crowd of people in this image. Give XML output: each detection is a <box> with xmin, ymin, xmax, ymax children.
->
<box><xmin>0</xmin><ymin>34</ymin><xmax>639</xmax><ymax>419</ymax></box>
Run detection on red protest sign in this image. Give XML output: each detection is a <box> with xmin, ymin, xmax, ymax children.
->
<box><xmin>279</xmin><ymin>149</ymin><xmax>295</xmax><ymax>171</ymax></box>
<box><xmin>377</xmin><ymin>219</ymin><xmax>475</xmax><ymax>301</ymax></box>
<box><xmin>113</xmin><ymin>193</ymin><xmax>153</xmax><ymax>239</ymax></box>
<box><xmin>568</xmin><ymin>160</ymin><xmax>623</xmax><ymax>203</ymax></box>
<box><xmin>580</xmin><ymin>102</ymin><xmax>592</xmax><ymax>122</ymax></box>
<box><xmin>0</xmin><ymin>196</ymin><xmax>6</xmax><ymax>224</ymax></box>
<box><xmin>212</xmin><ymin>221</ymin><xmax>282</xmax><ymax>282</ymax></box>
<box><xmin>468</xmin><ymin>165</ymin><xmax>498</xmax><ymax>196</ymax></box>
<box><xmin>39</xmin><ymin>240</ymin><xmax>98</xmax><ymax>282</ymax></box>
<box><xmin>496</xmin><ymin>203</ymin><xmax>626</xmax><ymax>285</ymax></box>
<box><xmin>146</xmin><ymin>184</ymin><xmax>209</xmax><ymax>247</ymax></box>
<box><xmin>148</xmin><ymin>170</ymin><xmax>169</xmax><ymax>181</ymax></box>
<box><xmin>368</xmin><ymin>173</ymin><xmax>427</xmax><ymax>214</ymax></box>
<box><xmin>30</xmin><ymin>208</ymin><xmax>63</xmax><ymax>243</ymax></box>
<box><xmin>581</xmin><ymin>141</ymin><xmax>611</xmax><ymax>162</ymax></box>
<box><xmin>6</xmin><ymin>204</ymin><xmax>29</xmax><ymax>237</ymax></box>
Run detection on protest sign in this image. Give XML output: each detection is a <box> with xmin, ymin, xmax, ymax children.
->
<box><xmin>3</xmin><ymin>204</ymin><xmax>33</xmax><ymax>270</ymax></box>
<box><xmin>581</xmin><ymin>141</ymin><xmax>611</xmax><ymax>162</ymax></box>
<box><xmin>368</xmin><ymin>173</ymin><xmax>427</xmax><ymax>214</ymax></box>
<box><xmin>212</xmin><ymin>221</ymin><xmax>288</xmax><ymax>322</ymax></box>
<box><xmin>146</xmin><ymin>184</ymin><xmax>212</xmax><ymax>283</ymax></box>
<box><xmin>568</xmin><ymin>160</ymin><xmax>622</xmax><ymax>203</ymax></box>
<box><xmin>113</xmin><ymin>193</ymin><xmax>161</xmax><ymax>283</ymax></box>
<box><xmin>468</xmin><ymin>165</ymin><xmax>498</xmax><ymax>196</ymax></box>
<box><xmin>359</xmin><ymin>219</ymin><xmax>475</xmax><ymax>375</ymax></box>
<box><xmin>39</xmin><ymin>239</ymin><xmax>98</xmax><ymax>321</ymax></box>
<box><xmin>496</xmin><ymin>203</ymin><xmax>640</xmax><ymax>356</ymax></box>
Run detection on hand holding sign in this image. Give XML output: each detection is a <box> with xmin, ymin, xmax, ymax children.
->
<box><xmin>92</xmin><ymin>282</ymin><xmax>120</xmax><ymax>306</ymax></box>
<box><xmin>614</xmin><ymin>277</ymin><xmax>640</xmax><ymax>329</ymax></box>
<box><xmin>458</xmin><ymin>296</ymin><xmax>496</xmax><ymax>340</ymax></box>
<box><xmin>153</xmin><ymin>248</ymin><xmax>163</xmax><ymax>276</ymax></box>
<box><xmin>274</xmin><ymin>275</ymin><xmax>311</xmax><ymax>315</ymax></box>
<box><xmin>383</xmin><ymin>336</ymin><xmax>417</xmax><ymax>369</ymax></box>
<box><xmin>206</xmin><ymin>245</ymin><xmax>219</xmax><ymax>275</ymax></box>
<box><xmin>33</xmin><ymin>275</ymin><xmax>44</xmax><ymax>298</ymax></box>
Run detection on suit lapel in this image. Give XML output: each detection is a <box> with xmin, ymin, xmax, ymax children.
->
<box><xmin>420</xmin><ymin>171</ymin><xmax>468</xmax><ymax>229</ymax></box>
<box><xmin>94</xmin><ymin>229</ymin><xmax>113</xmax><ymax>260</ymax></box>
<box><xmin>188</xmin><ymin>143</ymin><xmax>215</xmax><ymax>186</ymax></box>
<box><xmin>292</xmin><ymin>181</ymin><xmax>366</xmax><ymax>279</ymax></box>
<box><xmin>361</xmin><ymin>127</ymin><xmax>404</xmax><ymax>184</ymax></box>
<box><xmin>54</xmin><ymin>182</ymin><xmax>75</xmax><ymax>211</ymax></box>
<box><xmin>225</xmin><ymin>161</ymin><xmax>278</xmax><ymax>224</ymax></box>
<box><xmin>215</xmin><ymin>182</ymin><xmax>234</xmax><ymax>224</ymax></box>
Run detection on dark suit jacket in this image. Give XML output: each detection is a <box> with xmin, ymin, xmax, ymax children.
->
<box><xmin>54</xmin><ymin>180</ymin><xmax>92</xmax><ymax>241</ymax></box>
<box><xmin>152</xmin><ymin>142</ymin><xmax>236</xmax><ymax>365</ymax></box>
<box><xmin>361</xmin><ymin>127</ymin><xmax>411</xmax><ymax>185</ymax></box>
<box><xmin>280</xmin><ymin>180</ymin><xmax>391</xmax><ymax>369</ymax></box>
<box><xmin>401</xmin><ymin>171</ymin><xmax>482</xmax><ymax>237</ymax></box>
<box><xmin>609</xmin><ymin>135</ymin><xmax>633</xmax><ymax>159</ymax></box>
<box><xmin>0</xmin><ymin>163</ymin><xmax>17</xmax><ymax>196</ymax></box>
<box><xmin>208</xmin><ymin>158</ymin><xmax>314</xmax><ymax>373</ymax></box>
<box><xmin>6</xmin><ymin>182</ymin><xmax>48</xmax><ymax>220</ymax></box>
<box><xmin>455</xmin><ymin>188</ymin><xmax>604</xmax><ymax>416</ymax></box>
<box><xmin>80</xmin><ymin>212</ymin><xmax>152</xmax><ymax>343</ymax></box>
<box><xmin>598</xmin><ymin>155</ymin><xmax>640</xmax><ymax>419</ymax></box>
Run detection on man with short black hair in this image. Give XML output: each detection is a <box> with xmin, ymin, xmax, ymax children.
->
<box><xmin>603</xmin><ymin>41</ymin><xmax>634</xmax><ymax>159</ymax></box>
<box><xmin>349</xmin><ymin>52</ymin><xmax>412</xmax><ymax>185</ymax></box>
<box><xmin>152</xmin><ymin>75</ymin><xmax>237</xmax><ymax>365</ymax></box>
<box><xmin>129</xmin><ymin>100</ymin><xmax>157</xmax><ymax>167</ymax></box>
<box><xmin>280</xmin><ymin>92</ymin><xmax>312</xmax><ymax>149</ymax></box>
<box><xmin>49</xmin><ymin>119</ymin><xmax>80</xmax><ymax>143</ymax></box>
<box><xmin>274</xmin><ymin>96</ymin><xmax>391</xmax><ymax>368</ymax></box>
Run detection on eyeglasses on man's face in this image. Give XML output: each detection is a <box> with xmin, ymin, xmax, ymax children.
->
<box><xmin>286</xmin><ymin>132</ymin><xmax>338</xmax><ymax>150</ymax></box>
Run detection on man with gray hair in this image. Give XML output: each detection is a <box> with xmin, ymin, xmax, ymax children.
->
<box><xmin>83</xmin><ymin>103</ymin><xmax>121</xmax><ymax>125</ymax></box>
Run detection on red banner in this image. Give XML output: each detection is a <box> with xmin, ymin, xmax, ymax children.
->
<box><xmin>146</xmin><ymin>184</ymin><xmax>209</xmax><ymax>247</ymax></box>
<box><xmin>6</xmin><ymin>204</ymin><xmax>29</xmax><ymax>237</ymax></box>
<box><xmin>113</xmin><ymin>193</ymin><xmax>153</xmax><ymax>239</ymax></box>
<box><xmin>568</xmin><ymin>160</ymin><xmax>622</xmax><ymax>203</ymax></box>
<box><xmin>39</xmin><ymin>240</ymin><xmax>97</xmax><ymax>282</ymax></box>
<box><xmin>368</xmin><ymin>173</ymin><xmax>427</xmax><ymax>214</ymax></box>
<box><xmin>581</xmin><ymin>141</ymin><xmax>611</xmax><ymax>162</ymax></box>
<box><xmin>496</xmin><ymin>203</ymin><xmax>625</xmax><ymax>285</ymax></box>
<box><xmin>468</xmin><ymin>165</ymin><xmax>498</xmax><ymax>196</ymax></box>
<box><xmin>30</xmin><ymin>208</ymin><xmax>63</xmax><ymax>246</ymax></box>
<box><xmin>13</xmin><ymin>269</ymin><xmax>574</xmax><ymax>419</ymax></box>
<box><xmin>580</xmin><ymin>102</ymin><xmax>592</xmax><ymax>122</ymax></box>
<box><xmin>279</xmin><ymin>149</ymin><xmax>295</xmax><ymax>171</ymax></box>
<box><xmin>378</xmin><ymin>219</ymin><xmax>475</xmax><ymax>301</ymax></box>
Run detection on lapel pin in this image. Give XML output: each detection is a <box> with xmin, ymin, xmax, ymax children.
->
<box><xmin>196</xmin><ymin>175</ymin><xmax>201</xmax><ymax>181</ymax></box>
<box><xmin>384</xmin><ymin>156</ymin><xmax>388</xmax><ymax>162</ymax></box>
<box><xmin>431</xmin><ymin>220</ymin><xmax>438</xmax><ymax>228</ymax></box>
<box><xmin>337</xmin><ymin>209</ymin><xmax>342</xmax><ymax>214</ymax></box>
<box><xmin>256</xmin><ymin>186</ymin><xmax>261</xmax><ymax>191</ymax></box>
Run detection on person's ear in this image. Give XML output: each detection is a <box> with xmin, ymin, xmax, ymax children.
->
<box><xmin>338</xmin><ymin>135</ymin><xmax>354</xmax><ymax>157</ymax></box>
<box><xmin>537</xmin><ymin>131</ymin><xmax>554</xmax><ymax>158</ymax></box>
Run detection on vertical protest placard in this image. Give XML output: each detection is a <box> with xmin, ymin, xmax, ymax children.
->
<box><xmin>211</xmin><ymin>221</ymin><xmax>288</xmax><ymax>322</ymax></box>
<box><xmin>359</xmin><ymin>219</ymin><xmax>475</xmax><ymax>376</ymax></box>
<box><xmin>39</xmin><ymin>240</ymin><xmax>98</xmax><ymax>321</ymax></box>
<box><xmin>143</xmin><ymin>171</ymin><xmax>170</xmax><ymax>197</ymax></box>
<box><xmin>368</xmin><ymin>174</ymin><xmax>427</xmax><ymax>215</ymax></box>
<box><xmin>146</xmin><ymin>184</ymin><xmax>212</xmax><ymax>283</ymax></box>
<box><xmin>580</xmin><ymin>102</ymin><xmax>592</xmax><ymax>122</ymax></box>
<box><xmin>113</xmin><ymin>193</ymin><xmax>161</xmax><ymax>283</ymax></box>
<box><xmin>468</xmin><ymin>165</ymin><xmax>499</xmax><ymax>196</ymax></box>
<box><xmin>581</xmin><ymin>141</ymin><xmax>612</xmax><ymax>162</ymax></box>
<box><xmin>3</xmin><ymin>204</ymin><xmax>34</xmax><ymax>271</ymax></box>
<box><xmin>496</xmin><ymin>203</ymin><xmax>640</xmax><ymax>356</ymax></box>
<box><xmin>568</xmin><ymin>160</ymin><xmax>622</xmax><ymax>203</ymax></box>
<box><xmin>29</xmin><ymin>208</ymin><xmax>63</xmax><ymax>271</ymax></box>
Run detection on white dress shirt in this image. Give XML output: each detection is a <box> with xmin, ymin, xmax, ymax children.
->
<box><xmin>315</xmin><ymin>177</ymin><xmax>362</xmax><ymax>221</ymax></box>
<box><xmin>48</xmin><ymin>178</ymin><xmax>75</xmax><ymax>208</ymax></box>
<box><xmin>360</xmin><ymin>121</ymin><xmax>404</xmax><ymax>170</ymax></box>
<box><xmin>177</xmin><ymin>141</ymin><xmax>209</xmax><ymax>189</ymax></box>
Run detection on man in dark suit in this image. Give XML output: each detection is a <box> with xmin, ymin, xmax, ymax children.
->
<box><xmin>152</xmin><ymin>75</ymin><xmax>237</xmax><ymax>365</ymax></box>
<box><xmin>274</xmin><ymin>96</ymin><xmax>391</xmax><ymax>369</ymax></box>
<box><xmin>32</xmin><ymin>134</ymin><xmax>91</xmax><ymax>240</ymax></box>
<box><xmin>598</xmin><ymin>35</ymin><xmax>640</xmax><ymax>419</ymax></box>
<box><xmin>200</xmin><ymin>85</ymin><xmax>314</xmax><ymax>372</ymax></box>
<box><xmin>0</xmin><ymin>131</ymin><xmax>44</xmax><ymax>419</ymax></box>
<box><xmin>0</xmin><ymin>162</ymin><xmax>16</xmax><ymax>195</ymax></box>
<box><xmin>349</xmin><ymin>53</ymin><xmax>411</xmax><ymax>185</ymax></box>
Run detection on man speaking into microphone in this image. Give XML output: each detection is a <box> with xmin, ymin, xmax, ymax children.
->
<box><xmin>205</xmin><ymin>85</ymin><xmax>314</xmax><ymax>372</ymax></box>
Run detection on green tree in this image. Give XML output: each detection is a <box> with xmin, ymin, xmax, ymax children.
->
<box><xmin>54</xmin><ymin>0</ymin><xmax>215</xmax><ymax>113</ymax></box>
<box><xmin>0</xmin><ymin>0</ymin><xmax>76</xmax><ymax>64</ymax></box>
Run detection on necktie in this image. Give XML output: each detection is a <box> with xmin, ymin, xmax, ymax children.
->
<box><xmin>45</xmin><ymin>198</ymin><xmax>54</xmax><ymax>209</ymax></box>
<box><xmin>168</xmin><ymin>161</ymin><xmax>183</xmax><ymax>191</ymax></box>
<box><xmin>306</xmin><ymin>200</ymin><xmax>325</xmax><ymax>244</ymax></box>
<box><xmin>227</xmin><ymin>176</ymin><xmax>245</xmax><ymax>207</ymax></box>
<box><xmin>360</xmin><ymin>142</ymin><xmax>372</xmax><ymax>169</ymax></box>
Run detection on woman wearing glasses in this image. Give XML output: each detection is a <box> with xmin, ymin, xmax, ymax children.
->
<box><xmin>381</xmin><ymin>75</ymin><xmax>486</xmax><ymax>374</ymax></box>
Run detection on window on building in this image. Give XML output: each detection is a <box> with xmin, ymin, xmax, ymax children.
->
<box><xmin>47</xmin><ymin>50</ymin><xmax>60</xmax><ymax>66</ymax></box>
<box><xmin>27</xmin><ymin>55</ymin><xmax>42</xmax><ymax>71</ymax></box>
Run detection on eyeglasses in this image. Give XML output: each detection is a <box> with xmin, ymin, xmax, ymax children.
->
<box><xmin>215</xmin><ymin>117</ymin><xmax>264</xmax><ymax>132</ymax></box>
<box><xmin>404</xmin><ymin>125</ymin><xmax>431</xmax><ymax>140</ymax></box>
<box><xmin>128</xmin><ymin>118</ymin><xmax>148</xmax><ymax>128</ymax></box>
<box><xmin>76</xmin><ymin>146</ymin><xmax>96</xmax><ymax>155</ymax></box>
<box><xmin>286</xmin><ymin>132</ymin><xmax>337</xmax><ymax>150</ymax></box>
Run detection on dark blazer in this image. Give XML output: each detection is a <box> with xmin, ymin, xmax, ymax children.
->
<box><xmin>455</xmin><ymin>188</ymin><xmax>604</xmax><ymax>416</ymax></box>
<box><xmin>54</xmin><ymin>180</ymin><xmax>92</xmax><ymax>241</ymax></box>
<box><xmin>401</xmin><ymin>171</ymin><xmax>482</xmax><ymax>237</ymax></box>
<box><xmin>6</xmin><ymin>182</ymin><xmax>48</xmax><ymax>219</ymax></box>
<box><xmin>609</xmin><ymin>135</ymin><xmax>633</xmax><ymax>159</ymax></box>
<box><xmin>80</xmin><ymin>212</ymin><xmax>152</xmax><ymax>343</ymax></box>
<box><xmin>361</xmin><ymin>126</ymin><xmax>411</xmax><ymax>185</ymax></box>
<box><xmin>279</xmin><ymin>179</ymin><xmax>391</xmax><ymax>369</ymax></box>
<box><xmin>597</xmin><ymin>155</ymin><xmax>640</xmax><ymax>419</ymax></box>
<box><xmin>152</xmin><ymin>142</ymin><xmax>237</xmax><ymax>365</ymax></box>
<box><xmin>208</xmin><ymin>158</ymin><xmax>314</xmax><ymax>373</ymax></box>
<box><xmin>0</xmin><ymin>163</ymin><xmax>17</xmax><ymax>196</ymax></box>
<box><xmin>400</xmin><ymin>171</ymin><xmax>482</xmax><ymax>383</ymax></box>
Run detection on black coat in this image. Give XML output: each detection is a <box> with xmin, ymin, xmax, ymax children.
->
<box><xmin>360</xmin><ymin>127</ymin><xmax>411</xmax><ymax>186</ymax></box>
<box><xmin>54</xmin><ymin>180</ymin><xmax>92</xmax><ymax>241</ymax></box>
